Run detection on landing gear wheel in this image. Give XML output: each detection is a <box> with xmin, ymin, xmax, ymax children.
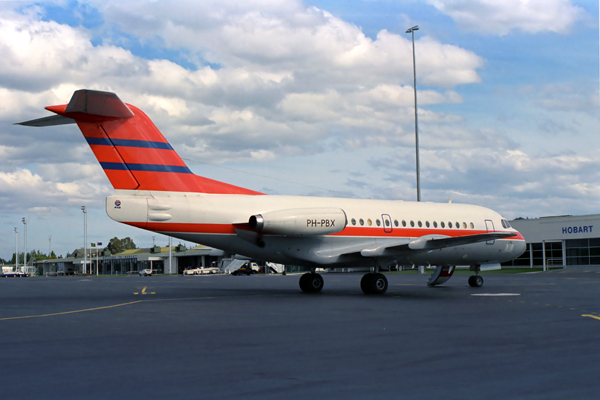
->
<box><xmin>468</xmin><ymin>275</ymin><xmax>484</xmax><ymax>287</ymax></box>
<box><xmin>299</xmin><ymin>273</ymin><xmax>324</xmax><ymax>293</ymax></box>
<box><xmin>360</xmin><ymin>273</ymin><xmax>388</xmax><ymax>295</ymax></box>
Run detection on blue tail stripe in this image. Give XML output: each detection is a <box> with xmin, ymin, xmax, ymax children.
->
<box><xmin>86</xmin><ymin>137</ymin><xmax>173</xmax><ymax>150</ymax></box>
<box><xmin>100</xmin><ymin>162</ymin><xmax>192</xmax><ymax>174</ymax></box>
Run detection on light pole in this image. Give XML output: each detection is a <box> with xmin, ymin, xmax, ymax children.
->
<box><xmin>169</xmin><ymin>236</ymin><xmax>174</xmax><ymax>274</ymax></box>
<box><xmin>22</xmin><ymin>217</ymin><xmax>27</xmax><ymax>269</ymax></box>
<box><xmin>14</xmin><ymin>227</ymin><xmax>18</xmax><ymax>271</ymax></box>
<box><xmin>81</xmin><ymin>206</ymin><xmax>87</xmax><ymax>274</ymax></box>
<box><xmin>406</xmin><ymin>25</ymin><xmax>421</xmax><ymax>202</ymax></box>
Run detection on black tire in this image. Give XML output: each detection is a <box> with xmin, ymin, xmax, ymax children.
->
<box><xmin>372</xmin><ymin>273</ymin><xmax>388</xmax><ymax>294</ymax></box>
<box><xmin>360</xmin><ymin>273</ymin><xmax>375</xmax><ymax>294</ymax></box>
<box><xmin>475</xmin><ymin>275</ymin><xmax>484</xmax><ymax>287</ymax></box>
<box><xmin>468</xmin><ymin>275</ymin><xmax>484</xmax><ymax>287</ymax></box>
<box><xmin>361</xmin><ymin>273</ymin><xmax>388</xmax><ymax>295</ymax></box>
<box><xmin>299</xmin><ymin>273</ymin><xmax>324</xmax><ymax>293</ymax></box>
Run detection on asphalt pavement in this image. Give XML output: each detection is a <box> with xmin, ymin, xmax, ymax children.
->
<box><xmin>1</xmin><ymin>269</ymin><xmax>599</xmax><ymax>400</ymax></box>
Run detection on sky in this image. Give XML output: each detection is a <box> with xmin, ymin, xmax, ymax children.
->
<box><xmin>0</xmin><ymin>0</ymin><xmax>598</xmax><ymax>260</ymax></box>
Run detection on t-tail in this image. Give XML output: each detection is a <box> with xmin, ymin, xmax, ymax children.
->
<box><xmin>17</xmin><ymin>89</ymin><xmax>262</xmax><ymax>195</ymax></box>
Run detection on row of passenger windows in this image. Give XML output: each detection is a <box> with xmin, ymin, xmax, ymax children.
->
<box><xmin>350</xmin><ymin>218</ymin><xmax>476</xmax><ymax>230</ymax></box>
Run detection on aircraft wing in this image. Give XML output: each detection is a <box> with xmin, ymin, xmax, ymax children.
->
<box><xmin>406</xmin><ymin>232</ymin><xmax>518</xmax><ymax>251</ymax></box>
<box><xmin>340</xmin><ymin>232</ymin><xmax>518</xmax><ymax>258</ymax></box>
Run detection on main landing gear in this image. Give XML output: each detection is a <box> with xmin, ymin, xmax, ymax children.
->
<box><xmin>299</xmin><ymin>272</ymin><xmax>324</xmax><ymax>293</ymax></box>
<box><xmin>360</xmin><ymin>273</ymin><xmax>388</xmax><ymax>295</ymax></box>
<box><xmin>298</xmin><ymin>271</ymin><xmax>389</xmax><ymax>295</ymax></box>
<box><xmin>468</xmin><ymin>265</ymin><xmax>484</xmax><ymax>287</ymax></box>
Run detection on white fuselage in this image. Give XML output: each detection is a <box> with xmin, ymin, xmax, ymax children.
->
<box><xmin>106</xmin><ymin>190</ymin><xmax>526</xmax><ymax>268</ymax></box>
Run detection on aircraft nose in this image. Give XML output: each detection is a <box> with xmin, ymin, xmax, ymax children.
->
<box><xmin>513</xmin><ymin>235</ymin><xmax>527</xmax><ymax>258</ymax></box>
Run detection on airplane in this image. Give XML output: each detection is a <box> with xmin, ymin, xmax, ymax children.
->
<box><xmin>18</xmin><ymin>89</ymin><xmax>526</xmax><ymax>294</ymax></box>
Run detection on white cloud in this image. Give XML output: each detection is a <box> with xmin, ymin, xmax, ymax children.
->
<box><xmin>89</xmin><ymin>0</ymin><xmax>484</xmax><ymax>89</ymax></box>
<box><xmin>0</xmin><ymin>168</ymin><xmax>109</xmax><ymax>213</ymax></box>
<box><xmin>0</xmin><ymin>0</ymin><xmax>596</xmax><ymax>257</ymax></box>
<box><xmin>426</xmin><ymin>0</ymin><xmax>585</xmax><ymax>35</ymax></box>
<box><xmin>0</xmin><ymin>1</ymin><xmax>487</xmax><ymax>169</ymax></box>
<box><xmin>372</xmin><ymin>147</ymin><xmax>600</xmax><ymax>218</ymax></box>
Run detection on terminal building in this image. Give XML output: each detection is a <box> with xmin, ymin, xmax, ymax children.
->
<box><xmin>36</xmin><ymin>245</ymin><xmax>229</xmax><ymax>276</ymax></box>
<box><xmin>506</xmin><ymin>214</ymin><xmax>600</xmax><ymax>268</ymax></box>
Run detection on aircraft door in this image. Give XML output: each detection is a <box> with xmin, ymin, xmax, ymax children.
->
<box><xmin>382</xmin><ymin>214</ymin><xmax>393</xmax><ymax>233</ymax></box>
<box><xmin>485</xmin><ymin>219</ymin><xmax>495</xmax><ymax>245</ymax></box>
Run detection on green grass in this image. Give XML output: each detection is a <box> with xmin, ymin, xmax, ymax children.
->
<box><xmin>384</xmin><ymin>267</ymin><xmax>562</xmax><ymax>275</ymax></box>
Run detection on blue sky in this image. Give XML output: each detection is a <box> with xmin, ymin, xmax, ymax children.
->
<box><xmin>0</xmin><ymin>0</ymin><xmax>598</xmax><ymax>260</ymax></box>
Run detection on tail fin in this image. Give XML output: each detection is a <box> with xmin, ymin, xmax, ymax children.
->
<box><xmin>18</xmin><ymin>89</ymin><xmax>262</xmax><ymax>195</ymax></box>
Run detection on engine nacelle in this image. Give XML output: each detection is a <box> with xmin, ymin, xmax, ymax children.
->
<box><xmin>248</xmin><ymin>208</ymin><xmax>347</xmax><ymax>236</ymax></box>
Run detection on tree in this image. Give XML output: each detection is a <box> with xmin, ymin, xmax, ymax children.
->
<box><xmin>106</xmin><ymin>237</ymin><xmax>137</xmax><ymax>255</ymax></box>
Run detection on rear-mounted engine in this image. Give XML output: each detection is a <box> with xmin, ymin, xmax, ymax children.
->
<box><xmin>248</xmin><ymin>208</ymin><xmax>347</xmax><ymax>236</ymax></box>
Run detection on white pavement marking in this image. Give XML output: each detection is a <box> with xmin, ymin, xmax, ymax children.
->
<box><xmin>471</xmin><ymin>293</ymin><xmax>521</xmax><ymax>297</ymax></box>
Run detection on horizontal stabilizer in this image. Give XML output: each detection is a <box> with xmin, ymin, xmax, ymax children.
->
<box><xmin>60</xmin><ymin>89</ymin><xmax>134</xmax><ymax>119</ymax></box>
<box><xmin>16</xmin><ymin>89</ymin><xmax>133</xmax><ymax>125</ymax></box>
<box><xmin>16</xmin><ymin>114</ymin><xmax>75</xmax><ymax>127</ymax></box>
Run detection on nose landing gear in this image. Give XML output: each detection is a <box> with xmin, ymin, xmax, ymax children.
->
<box><xmin>468</xmin><ymin>264</ymin><xmax>484</xmax><ymax>287</ymax></box>
<box><xmin>468</xmin><ymin>275</ymin><xmax>484</xmax><ymax>287</ymax></box>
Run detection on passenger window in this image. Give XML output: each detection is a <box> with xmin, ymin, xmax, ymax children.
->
<box><xmin>441</xmin><ymin>221</ymin><xmax>445</xmax><ymax>228</ymax></box>
<box><xmin>359</xmin><ymin>219</ymin><xmax>364</xmax><ymax>226</ymax></box>
<box><xmin>433</xmin><ymin>221</ymin><xmax>438</xmax><ymax>228</ymax></box>
<box><xmin>351</xmin><ymin>218</ymin><xmax>356</xmax><ymax>226</ymax></box>
<box><xmin>402</xmin><ymin>220</ymin><xmax>407</xmax><ymax>227</ymax></box>
<box><xmin>448</xmin><ymin>222</ymin><xmax>453</xmax><ymax>228</ymax></box>
<box><xmin>426</xmin><ymin>221</ymin><xmax>430</xmax><ymax>228</ymax></box>
<box><xmin>394</xmin><ymin>220</ymin><xmax>399</xmax><ymax>227</ymax></box>
<box><xmin>376</xmin><ymin>219</ymin><xmax>381</xmax><ymax>226</ymax></box>
<box><xmin>367</xmin><ymin>219</ymin><xmax>372</xmax><ymax>226</ymax></box>
<box><xmin>418</xmin><ymin>221</ymin><xmax>422</xmax><ymax>227</ymax></box>
<box><xmin>470</xmin><ymin>222</ymin><xmax>474</xmax><ymax>229</ymax></box>
<box><xmin>463</xmin><ymin>222</ymin><xmax>467</xmax><ymax>229</ymax></box>
<box><xmin>410</xmin><ymin>221</ymin><xmax>415</xmax><ymax>227</ymax></box>
<box><xmin>385</xmin><ymin>219</ymin><xmax>390</xmax><ymax>227</ymax></box>
<box><xmin>455</xmin><ymin>222</ymin><xmax>460</xmax><ymax>229</ymax></box>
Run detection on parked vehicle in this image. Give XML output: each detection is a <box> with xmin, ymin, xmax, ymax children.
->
<box><xmin>198</xmin><ymin>266</ymin><xmax>220</xmax><ymax>275</ymax></box>
<box><xmin>1</xmin><ymin>271</ymin><xmax>28</xmax><ymax>277</ymax></box>
<box><xmin>184</xmin><ymin>266</ymin><xmax>220</xmax><ymax>275</ymax></box>
<box><xmin>139</xmin><ymin>269</ymin><xmax>153</xmax><ymax>276</ymax></box>
<box><xmin>231</xmin><ymin>262</ymin><xmax>260</xmax><ymax>276</ymax></box>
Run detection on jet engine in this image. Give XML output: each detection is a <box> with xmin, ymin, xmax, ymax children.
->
<box><xmin>248</xmin><ymin>208</ymin><xmax>347</xmax><ymax>236</ymax></box>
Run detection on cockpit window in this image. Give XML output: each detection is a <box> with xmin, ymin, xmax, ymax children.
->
<box><xmin>501</xmin><ymin>219</ymin><xmax>511</xmax><ymax>229</ymax></box>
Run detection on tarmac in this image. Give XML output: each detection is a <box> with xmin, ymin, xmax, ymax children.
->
<box><xmin>1</xmin><ymin>269</ymin><xmax>599</xmax><ymax>400</ymax></box>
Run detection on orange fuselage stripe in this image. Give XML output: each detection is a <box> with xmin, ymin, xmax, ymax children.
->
<box><xmin>124</xmin><ymin>221</ymin><xmax>525</xmax><ymax>241</ymax></box>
